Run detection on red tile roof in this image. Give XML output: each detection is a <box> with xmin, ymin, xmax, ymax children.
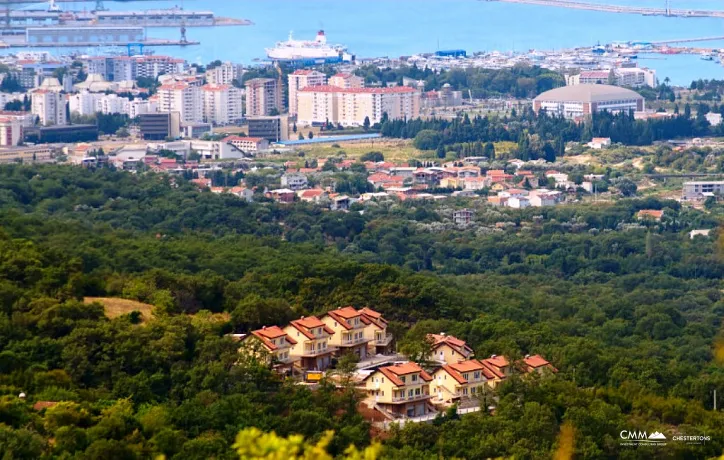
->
<box><xmin>250</xmin><ymin>325</ymin><xmax>297</xmax><ymax>351</ymax></box>
<box><xmin>522</xmin><ymin>354</ymin><xmax>557</xmax><ymax>372</ymax></box>
<box><xmin>428</xmin><ymin>333</ymin><xmax>474</xmax><ymax>356</ymax></box>
<box><xmin>377</xmin><ymin>362</ymin><xmax>432</xmax><ymax>386</ymax></box>
<box><xmin>289</xmin><ymin>316</ymin><xmax>334</xmax><ymax>339</ymax></box>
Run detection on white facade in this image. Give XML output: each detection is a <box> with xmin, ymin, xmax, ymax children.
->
<box><xmin>31</xmin><ymin>90</ymin><xmax>66</xmax><ymax>126</ymax></box>
<box><xmin>0</xmin><ymin>117</ymin><xmax>23</xmax><ymax>146</ymax></box>
<box><xmin>96</xmin><ymin>94</ymin><xmax>130</xmax><ymax>115</ymax></box>
<box><xmin>202</xmin><ymin>84</ymin><xmax>243</xmax><ymax>125</ymax></box>
<box><xmin>328</xmin><ymin>73</ymin><xmax>364</xmax><ymax>89</ymax></box>
<box><xmin>245</xmin><ymin>78</ymin><xmax>282</xmax><ymax>117</ymax></box>
<box><xmin>129</xmin><ymin>99</ymin><xmax>158</xmax><ymax>118</ymax></box>
<box><xmin>158</xmin><ymin>82</ymin><xmax>203</xmax><ymax>123</ymax></box>
<box><xmin>281</xmin><ymin>173</ymin><xmax>309</xmax><ymax>190</ymax></box>
<box><xmin>206</xmin><ymin>62</ymin><xmax>243</xmax><ymax>85</ymax></box>
<box><xmin>69</xmin><ymin>92</ymin><xmax>102</xmax><ymax>116</ymax></box>
<box><xmin>288</xmin><ymin>70</ymin><xmax>326</xmax><ymax>116</ymax></box>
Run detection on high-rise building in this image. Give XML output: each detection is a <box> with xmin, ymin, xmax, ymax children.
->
<box><xmin>328</xmin><ymin>73</ymin><xmax>364</xmax><ymax>89</ymax></box>
<box><xmin>69</xmin><ymin>92</ymin><xmax>102</xmax><ymax>117</ymax></box>
<box><xmin>206</xmin><ymin>62</ymin><xmax>244</xmax><ymax>85</ymax></box>
<box><xmin>288</xmin><ymin>70</ymin><xmax>326</xmax><ymax>117</ymax></box>
<box><xmin>202</xmin><ymin>84</ymin><xmax>243</xmax><ymax>125</ymax></box>
<box><xmin>96</xmin><ymin>94</ymin><xmax>130</xmax><ymax>115</ymax></box>
<box><xmin>0</xmin><ymin>117</ymin><xmax>24</xmax><ymax>146</ymax></box>
<box><xmin>140</xmin><ymin>112</ymin><xmax>180</xmax><ymax>140</ymax></box>
<box><xmin>297</xmin><ymin>86</ymin><xmax>420</xmax><ymax>127</ymax></box>
<box><xmin>245</xmin><ymin>78</ymin><xmax>282</xmax><ymax>117</ymax></box>
<box><xmin>248</xmin><ymin>115</ymin><xmax>289</xmax><ymax>142</ymax></box>
<box><xmin>158</xmin><ymin>82</ymin><xmax>203</xmax><ymax>123</ymax></box>
<box><xmin>31</xmin><ymin>90</ymin><xmax>66</xmax><ymax>126</ymax></box>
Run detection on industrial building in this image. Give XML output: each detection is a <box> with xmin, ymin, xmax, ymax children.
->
<box><xmin>533</xmin><ymin>84</ymin><xmax>644</xmax><ymax>119</ymax></box>
<box><xmin>248</xmin><ymin>115</ymin><xmax>288</xmax><ymax>142</ymax></box>
<box><xmin>682</xmin><ymin>181</ymin><xmax>724</xmax><ymax>201</ymax></box>
<box><xmin>26</xmin><ymin>27</ymin><xmax>144</xmax><ymax>45</ymax></box>
<box><xmin>140</xmin><ymin>112</ymin><xmax>180</xmax><ymax>140</ymax></box>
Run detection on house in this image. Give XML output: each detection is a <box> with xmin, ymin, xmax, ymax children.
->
<box><xmin>297</xmin><ymin>188</ymin><xmax>329</xmax><ymax>203</ymax></box>
<box><xmin>487</xmin><ymin>169</ymin><xmax>514</xmax><ymax>184</ymax></box>
<box><xmin>453</xmin><ymin>209</ymin><xmax>474</xmax><ymax>226</ymax></box>
<box><xmin>587</xmin><ymin>137</ymin><xmax>611</xmax><ymax>149</ymax></box>
<box><xmin>529</xmin><ymin>192</ymin><xmax>557</xmax><ymax>207</ymax></box>
<box><xmin>229</xmin><ymin>186</ymin><xmax>254</xmax><ymax>202</ymax></box>
<box><xmin>359</xmin><ymin>307</ymin><xmax>394</xmax><ymax>355</ymax></box>
<box><xmin>463</xmin><ymin>177</ymin><xmax>487</xmax><ymax>191</ymax></box>
<box><xmin>283</xmin><ymin>316</ymin><xmax>336</xmax><ymax>371</ymax></box>
<box><xmin>281</xmin><ymin>173</ymin><xmax>309</xmax><ymax>191</ymax></box>
<box><xmin>689</xmin><ymin>229</ymin><xmax>712</xmax><ymax>239</ymax></box>
<box><xmin>266</xmin><ymin>188</ymin><xmax>296</xmax><ymax>203</ymax></box>
<box><xmin>706</xmin><ymin>112</ymin><xmax>722</xmax><ymax>126</ymax></box>
<box><xmin>239</xmin><ymin>326</ymin><xmax>300</xmax><ymax>375</ymax></box>
<box><xmin>487</xmin><ymin>196</ymin><xmax>508</xmax><ymax>207</ymax></box>
<box><xmin>480</xmin><ymin>354</ymin><xmax>513</xmax><ymax>381</ymax></box>
<box><xmin>431</xmin><ymin>360</ymin><xmax>496</xmax><ymax>404</ymax></box>
<box><xmin>330</xmin><ymin>195</ymin><xmax>351</xmax><ymax>211</ymax></box>
<box><xmin>428</xmin><ymin>333</ymin><xmax>474</xmax><ymax>365</ymax></box>
<box><xmin>637</xmin><ymin>209</ymin><xmax>664</xmax><ymax>222</ymax></box>
<box><xmin>321</xmin><ymin>307</ymin><xmax>371</xmax><ymax>359</ymax></box>
<box><xmin>507</xmin><ymin>196</ymin><xmax>531</xmax><ymax>209</ymax></box>
<box><xmin>363</xmin><ymin>362</ymin><xmax>434</xmax><ymax>419</ymax></box>
<box><xmin>519</xmin><ymin>354</ymin><xmax>558</xmax><ymax>375</ymax></box>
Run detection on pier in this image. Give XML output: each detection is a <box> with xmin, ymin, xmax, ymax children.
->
<box><xmin>486</xmin><ymin>0</ymin><xmax>724</xmax><ymax>18</ymax></box>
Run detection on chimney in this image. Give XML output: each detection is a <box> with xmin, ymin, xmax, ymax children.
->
<box><xmin>491</xmin><ymin>354</ymin><xmax>497</xmax><ymax>359</ymax></box>
<box><xmin>440</xmin><ymin>332</ymin><xmax>445</xmax><ymax>336</ymax></box>
<box><xmin>525</xmin><ymin>354</ymin><xmax>530</xmax><ymax>359</ymax></box>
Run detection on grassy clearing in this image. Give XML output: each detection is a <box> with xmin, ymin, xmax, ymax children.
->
<box><xmin>295</xmin><ymin>139</ymin><xmax>421</xmax><ymax>162</ymax></box>
<box><xmin>85</xmin><ymin>297</ymin><xmax>154</xmax><ymax>322</ymax></box>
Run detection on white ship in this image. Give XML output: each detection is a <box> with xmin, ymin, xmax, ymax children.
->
<box><xmin>265</xmin><ymin>30</ymin><xmax>352</xmax><ymax>63</ymax></box>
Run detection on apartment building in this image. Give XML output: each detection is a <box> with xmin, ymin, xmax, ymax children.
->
<box><xmin>135</xmin><ymin>56</ymin><xmax>186</xmax><ymax>80</ymax></box>
<box><xmin>206</xmin><ymin>62</ymin><xmax>244</xmax><ymax>85</ymax></box>
<box><xmin>245</xmin><ymin>78</ymin><xmax>282</xmax><ymax>117</ymax></box>
<box><xmin>359</xmin><ymin>307</ymin><xmax>394</xmax><ymax>355</ymax></box>
<box><xmin>96</xmin><ymin>94</ymin><xmax>129</xmax><ymax>115</ymax></box>
<box><xmin>328</xmin><ymin>73</ymin><xmax>364</xmax><ymax>89</ymax></box>
<box><xmin>239</xmin><ymin>326</ymin><xmax>300</xmax><ymax>374</ymax></box>
<box><xmin>81</xmin><ymin>55</ymin><xmax>186</xmax><ymax>82</ymax></box>
<box><xmin>0</xmin><ymin>117</ymin><xmax>24</xmax><ymax>146</ymax></box>
<box><xmin>283</xmin><ymin>316</ymin><xmax>336</xmax><ymax>371</ymax></box>
<box><xmin>69</xmin><ymin>92</ymin><xmax>102</xmax><ymax>116</ymax></box>
<box><xmin>31</xmin><ymin>90</ymin><xmax>66</xmax><ymax>126</ymax></box>
<box><xmin>222</xmin><ymin>135</ymin><xmax>269</xmax><ymax>154</ymax></box>
<box><xmin>321</xmin><ymin>306</ymin><xmax>371</xmax><ymax>359</ymax></box>
<box><xmin>431</xmin><ymin>360</ymin><xmax>495</xmax><ymax>404</ymax></box>
<box><xmin>288</xmin><ymin>70</ymin><xmax>326</xmax><ymax>116</ymax></box>
<box><xmin>297</xmin><ymin>86</ymin><xmax>420</xmax><ymax>127</ymax></box>
<box><xmin>158</xmin><ymin>82</ymin><xmax>203</xmax><ymax>123</ymax></box>
<box><xmin>129</xmin><ymin>99</ymin><xmax>158</xmax><ymax>118</ymax></box>
<box><xmin>201</xmin><ymin>84</ymin><xmax>243</xmax><ymax>125</ymax></box>
<box><xmin>428</xmin><ymin>333</ymin><xmax>474</xmax><ymax>365</ymax></box>
<box><xmin>363</xmin><ymin>362</ymin><xmax>434</xmax><ymax>418</ymax></box>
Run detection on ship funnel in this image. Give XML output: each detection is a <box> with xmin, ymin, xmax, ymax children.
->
<box><xmin>316</xmin><ymin>30</ymin><xmax>327</xmax><ymax>44</ymax></box>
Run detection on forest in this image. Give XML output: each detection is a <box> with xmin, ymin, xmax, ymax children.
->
<box><xmin>0</xmin><ymin>165</ymin><xmax>724</xmax><ymax>458</ymax></box>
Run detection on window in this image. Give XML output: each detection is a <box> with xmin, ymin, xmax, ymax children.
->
<box><xmin>471</xmin><ymin>386</ymin><xmax>476</xmax><ymax>394</ymax></box>
<box><xmin>408</xmin><ymin>390</ymin><xmax>413</xmax><ymax>397</ymax></box>
<box><xmin>411</xmin><ymin>374</ymin><xmax>418</xmax><ymax>382</ymax></box>
<box><xmin>415</xmin><ymin>388</ymin><xmax>420</xmax><ymax>396</ymax></box>
<box><xmin>400</xmin><ymin>376</ymin><xmax>406</xmax><ymax>383</ymax></box>
<box><xmin>474</xmin><ymin>371</ymin><xmax>480</xmax><ymax>379</ymax></box>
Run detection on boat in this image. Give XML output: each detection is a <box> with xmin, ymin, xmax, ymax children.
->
<box><xmin>701</xmin><ymin>53</ymin><xmax>715</xmax><ymax>61</ymax></box>
<box><xmin>265</xmin><ymin>30</ymin><xmax>353</xmax><ymax>64</ymax></box>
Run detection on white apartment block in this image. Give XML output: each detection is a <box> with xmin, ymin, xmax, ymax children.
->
<box><xmin>69</xmin><ymin>92</ymin><xmax>102</xmax><ymax>116</ymax></box>
<box><xmin>135</xmin><ymin>56</ymin><xmax>186</xmax><ymax>80</ymax></box>
<box><xmin>96</xmin><ymin>94</ymin><xmax>130</xmax><ymax>115</ymax></box>
<box><xmin>288</xmin><ymin>70</ymin><xmax>327</xmax><ymax>116</ymax></box>
<box><xmin>80</xmin><ymin>55</ymin><xmax>187</xmax><ymax>82</ymax></box>
<box><xmin>129</xmin><ymin>99</ymin><xmax>158</xmax><ymax>118</ymax></box>
<box><xmin>567</xmin><ymin>67</ymin><xmax>657</xmax><ymax>88</ymax></box>
<box><xmin>297</xmin><ymin>86</ymin><xmax>420</xmax><ymax>127</ymax></box>
<box><xmin>328</xmin><ymin>73</ymin><xmax>364</xmax><ymax>89</ymax></box>
<box><xmin>206</xmin><ymin>62</ymin><xmax>244</xmax><ymax>85</ymax></box>
<box><xmin>31</xmin><ymin>90</ymin><xmax>66</xmax><ymax>126</ymax></box>
<box><xmin>0</xmin><ymin>117</ymin><xmax>24</xmax><ymax>146</ymax></box>
<box><xmin>202</xmin><ymin>84</ymin><xmax>243</xmax><ymax>125</ymax></box>
<box><xmin>245</xmin><ymin>78</ymin><xmax>282</xmax><ymax>117</ymax></box>
<box><xmin>158</xmin><ymin>82</ymin><xmax>203</xmax><ymax>123</ymax></box>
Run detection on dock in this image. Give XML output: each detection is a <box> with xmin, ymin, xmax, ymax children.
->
<box><xmin>486</xmin><ymin>0</ymin><xmax>724</xmax><ymax>18</ymax></box>
<box><xmin>0</xmin><ymin>37</ymin><xmax>199</xmax><ymax>49</ymax></box>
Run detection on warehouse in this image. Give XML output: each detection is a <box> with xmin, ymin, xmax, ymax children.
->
<box><xmin>533</xmin><ymin>84</ymin><xmax>644</xmax><ymax>119</ymax></box>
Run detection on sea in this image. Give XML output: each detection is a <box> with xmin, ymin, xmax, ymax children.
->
<box><xmin>11</xmin><ymin>0</ymin><xmax>724</xmax><ymax>85</ymax></box>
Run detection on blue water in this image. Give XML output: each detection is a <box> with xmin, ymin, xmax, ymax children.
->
<box><xmin>15</xmin><ymin>0</ymin><xmax>724</xmax><ymax>84</ymax></box>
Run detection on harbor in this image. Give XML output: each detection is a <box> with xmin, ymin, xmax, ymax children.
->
<box><xmin>486</xmin><ymin>0</ymin><xmax>724</xmax><ymax>18</ymax></box>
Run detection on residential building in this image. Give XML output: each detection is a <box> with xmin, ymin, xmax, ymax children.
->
<box><xmin>363</xmin><ymin>362</ymin><xmax>434</xmax><ymax>418</ymax></box>
<box><xmin>328</xmin><ymin>73</ymin><xmax>364</xmax><ymax>89</ymax></box>
<box><xmin>321</xmin><ymin>306</ymin><xmax>371</xmax><ymax>359</ymax></box>
<box><xmin>69</xmin><ymin>92</ymin><xmax>102</xmax><ymax>117</ymax></box>
<box><xmin>359</xmin><ymin>307</ymin><xmax>394</xmax><ymax>355</ymax></box>
<box><xmin>520</xmin><ymin>354</ymin><xmax>558</xmax><ymax>375</ymax></box>
<box><xmin>248</xmin><ymin>115</ymin><xmax>289</xmax><ymax>142</ymax></box>
<box><xmin>587</xmin><ymin>137</ymin><xmax>611</xmax><ymax>149</ymax></box>
<box><xmin>222</xmin><ymin>135</ymin><xmax>269</xmax><ymax>154</ymax></box>
<box><xmin>238</xmin><ymin>326</ymin><xmax>300</xmax><ymax>374</ymax></box>
<box><xmin>31</xmin><ymin>90</ymin><xmax>66</xmax><ymax>126</ymax></box>
<box><xmin>431</xmin><ymin>360</ymin><xmax>495</xmax><ymax>404</ymax></box>
<box><xmin>129</xmin><ymin>99</ymin><xmax>158</xmax><ymax>118</ymax></box>
<box><xmin>566</xmin><ymin>67</ymin><xmax>656</xmax><ymax>88</ymax></box>
<box><xmin>281</xmin><ymin>172</ymin><xmax>309</xmax><ymax>191</ymax></box>
<box><xmin>206</xmin><ymin>62</ymin><xmax>244</xmax><ymax>85</ymax></box>
<box><xmin>706</xmin><ymin>112</ymin><xmax>723</xmax><ymax>126</ymax></box>
<box><xmin>683</xmin><ymin>181</ymin><xmax>724</xmax><ymax>201</ymax></box>
<box><xmin>158</xmin><ymin>82</ymin><xmax>203</xmax><ymax>123</ymax></box>
<box><xmin>428</xmin><ymin>333</ymin><xmax>474</xmax><ymax>365</ymax></box>
<box><xmin>637</xmin><ymin>209</ymin><xmax>664</xmax><ymax>222</ymax></box>
<box><xmin>288</xmin><ymin>70</ymin><xmax>326</xmax><ymax>116</ymax></box>
<box><xmin>202</xmin><ymin>84</ymin><xmax>243</xmax><ymax>125</ymax></box>
<box><xmin>453</xmin><ymin>208</ymin><xmax>474</xmax><ymax>225</ymax></box>
<box><xmin>297</xmin><ymin>86</ymin><xmax>420</xmax><ymax>127</ymax></box>
<box><xmin>0</xmin><ymin>117</ymin><xmax>24</xmax><ymax>146</ymax></box>
<box><xmin>245</xmin><ymin>78</ymin><xmax>282</xmax><ymax>117</ymax></box>
<box><xmin>283</xmin><ymin>316</ymin><xmax>336</xmax><ymax>371</ymax></box>
<box><xmin>96</xmin><ymin>94</ymin><xmax>130</xmax><ymax>115</ymax></box>
<box><xmin>480</xmin><ymin>355</ymin><xmax>513</xmax><ymax>380</ymax></box>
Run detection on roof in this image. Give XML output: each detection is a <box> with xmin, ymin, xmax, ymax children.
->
<box><xmin>428</xmin><ymin>333</ymin><xmax>473</xmax><ymax>356</ymax></box>
<box><xmin>249</xmin><ymin>326</ymin><xmax>297</xmax><ymax>350</ymax></box>
<box><xmin>534</xmin><ymin>84</ymin><xmax>644</xmax><ymax>104</ymax></box>
<box><xmin>223</xmin><ymin>135</ymin><xmax>265</xmax><ymax>143</ymax></box>
<box><xmin>289</xmin><ymin>316</ymin><xmax>335</xmax><ymax>339</ymax></box>
<box><xmin>33</xmin><ymin>401</ymin><xmax>58</xmax><ymax>411</ymax></box>
<box><xmin>523</xmin><ymin>354</ymin><xmax>555</xmax><ymax>370</ymax></box>
<box><xmin>299</xmin><ymin>85</ymin><xmax>416</xmax><ymax>94</ymax></box>
<box><xmin>638</xmin><ymin>209</ymin><xmax>664</xmax><ymax>219</ymax></box>
<box><xmin>375</xmin><ymin>362</ymin><xmax>432</xmax><ymax>386</ymax></box>
<box><xmin>325</xmin><ymin>307</ymin><xmax>368</xmax><ymax>330</ymax></box>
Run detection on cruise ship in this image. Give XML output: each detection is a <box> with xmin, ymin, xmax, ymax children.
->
<box><xmin>266</xmin><ymin>30</ymin><xmax>353</xmax><ymax>64</ymax></box>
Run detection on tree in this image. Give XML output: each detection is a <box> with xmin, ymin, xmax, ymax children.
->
<box><xmin>293</xmin><ymin>123</ymin><xmax>297</xmax><ymax>133</ymax></box>
<box><xmin>4</xmin><ymin>100</ymin><xmax>22</xmax><ymax>111</ymax></box>
<box><xmin>233</xmin><ymin>428</ymin><xmax>380</xmax><ymax>460</ymax></box>
<box><xmin>360</xmin><ymin>151</ymin><xmax>384</xmax><ymax>162</ymax></box>
<box><xmin>413</xmin><ymin>129</ymin><xmax>441</xmax><ymax>150</ymax></box>
<box><xmin>298</xmin><ymin>133</ymin><xmax>304</xmax><ymax>140</ymax></box>
<box><xmin>363</xmin><ymin>116</ymin><xmax>371</xmax><ymax>132</ymax></box>
<box><xmin>436</xmin><ymin>144</ymin><xmax>446</xmax><ymax>159</ymax></box>
<box><xmin>308</xmin><ymin>131</ymin><xmax>314</xmax><ymax>140</ymax></box>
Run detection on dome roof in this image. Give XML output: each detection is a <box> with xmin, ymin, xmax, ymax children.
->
<box><xmin>534</xmin><ymin>84</ymin><xmax>643</xmax><ymax>103</ymax></box>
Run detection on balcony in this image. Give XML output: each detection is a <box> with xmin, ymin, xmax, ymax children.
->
<box><xmin>375</xmin><ymin>334</ymin><xmax>394</xmax><ymax>346</ymax></box>
<box><xmin>299</xmin><ymin>345</ymin><xmax>336</xmax><ymax>357</ymax></box>
<box><xmin>340</xmin><ymin>336</ymin><xmax>370</xmax><ymax>346</ymax></box>
<box><xmin>390</xmin><ymin>393</ymin><xmax>431</xmax><ymax>403</ymax></box>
